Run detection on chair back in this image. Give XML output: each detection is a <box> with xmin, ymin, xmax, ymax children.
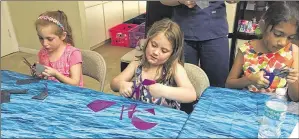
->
<box><xmin>184</xmin><ymin>63</ymin><xmax>210</xmax><ymax>98</ymax></box>
<box><xmin>81</xmin><ymin>50</ymin><xmax>107</xmax><ymax>92</ymax></box>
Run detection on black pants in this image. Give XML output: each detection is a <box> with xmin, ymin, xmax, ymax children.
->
<box><xmin>180</xmin><ymin>36</ymin><xmax>229</xmax><ymax>114</ymax></box>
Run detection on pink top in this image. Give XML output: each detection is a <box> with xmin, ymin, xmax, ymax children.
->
<box><xmin>38</xmin><ymin>44</ymin><xmax>84</xmax><ymax>87</ymax></box>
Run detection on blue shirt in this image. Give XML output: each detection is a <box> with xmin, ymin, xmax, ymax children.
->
<box><xmin>172</xmin><ymin>1</ymin><xmax>229</xmax><ymax>41</ymax></box>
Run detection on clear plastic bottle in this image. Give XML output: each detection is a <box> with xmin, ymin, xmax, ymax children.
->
<box><xmin>258</xmin><ymin>88</ymin><xmax>288</xmax><ymax>138</ymax></box>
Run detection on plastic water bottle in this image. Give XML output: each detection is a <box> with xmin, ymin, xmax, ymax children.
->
<box><xmin>258</xmin><ymin>88</ymin><xmax>288</xmax><ymax>138</ymax></box>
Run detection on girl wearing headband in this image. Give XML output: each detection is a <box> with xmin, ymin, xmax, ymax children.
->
<box><xmin>34</xmin><ymin>10</ymin><xmax>83</xmax><ymax>87</ymax></box>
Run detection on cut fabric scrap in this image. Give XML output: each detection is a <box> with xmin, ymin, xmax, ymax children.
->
<box><xmin>142</xmin><ymin>79</ymin><xmax>156</xmax><ymax>85</ymax></box>
<box><xmin>32</xmin><ymin>83</ymin><xmax>48</xmax><ymax>100</ymax></box>
<box><xmin>87</xmin><ymin>100</ymin><xmax>116</xmax><ymax>112</ymax></box>
<box><xmin>1</xmin><ymin>89</ymin><xmax>29</xmax><ymax>94</ymax></box>
<box><xmin>32</xmin><ymin>91</ymin><xmax>48</xmax><ymax>100</ymax></box>
<box><xmin>1</xmin><ymin>91</ymin><xmax>10</xmax><ymax>103</ymax></box>
<box><xmin>16</xmin><ymin>78</ymin><xmax>40</xmax><ymax>85</ymax></box>
<box><xmin>144</xmin><ymin>108</ymin><xmax>155</xmax><ymax>115</ymax></box>
<box><xmin>131</xmin><ymin>116</ymin><xmax>157</xmax><ymax>130</ymax></box>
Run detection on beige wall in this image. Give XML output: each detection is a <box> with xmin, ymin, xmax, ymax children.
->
<box><xmin>7</xmin><ymin>1</ymin><xmax>88</xmax><ymax>50</ymax></box>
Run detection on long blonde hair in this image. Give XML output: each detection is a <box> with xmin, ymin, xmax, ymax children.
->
<box><xmin>138</xmin><ymin>18</ymin><xmax>184</xmax><ymax>83</ymax></box>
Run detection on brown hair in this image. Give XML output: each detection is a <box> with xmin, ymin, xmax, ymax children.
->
<box><xmin>35</xmin><ymin>10</ymin><xmax>74</xmax><ymax>46</ymax></box>
<box><xmin>138</xmin><ymin>18</ymin><xmax>184</xmax><ymax>83</ymax></box>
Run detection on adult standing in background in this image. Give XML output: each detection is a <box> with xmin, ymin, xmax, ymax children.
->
<box><xmin>161</xmin><ymin>0</ymin><xmax>236</xmax><ymax>114</ymax></box>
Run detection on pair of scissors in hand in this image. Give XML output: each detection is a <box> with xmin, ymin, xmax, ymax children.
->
<box><xmin>273</xmin><ymin>65</ymin><xmax>291</xmax><ymax>78</ymax></box>
<box><xmin>23</xmin><ymin>57</ymin><xmax>33</xmax><ymax>68</ymax></box>
<box><xmin>23</xmin><ymin>57</ymin><xmax>36</xmax><ymax>76</ymax></box>
<box><xmin>260</xmin><ymin>66</ymin><xmax>290</xmax><ymax>88</ymax></box>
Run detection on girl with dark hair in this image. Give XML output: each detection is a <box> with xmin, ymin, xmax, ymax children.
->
<box><xmin>34</xmin><ymin>10</ymin><xmax>83</xmax><ymax>87</ymax></box>
<box><xmin>110</xmin><ymin>18</ymin><xmax>196</xmax><ymax>110</ymax></box>
<box><xmin>226</xmin><ymin>2</ymin><xmax>299</xmax><ymax>101</ymax></box>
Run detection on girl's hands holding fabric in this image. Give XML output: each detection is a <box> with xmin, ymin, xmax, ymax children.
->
<box><xmin>119</xmin><ymin>81</ymin><xmax>134</xmax><ymax>97</ymax></box>
<box><xmin>248</xmin><ymin>71</ymin><xmax>270</xmax><ymax>88</ymax></box>
<box><xmin>147</xmin><ymin>83</ymin><xmax>164</xmax><ymax>98</ymax></box>
<box><xmin>30</xmin><ymin>62</ymin><xmax>43</xmax><ymax>78</ymax></box>
<box><xmin>287</xmin><ymin>68</ymin><xmax>299</xmax><ymax>83</ymax></box>
<box><xmin>179</xmin><ymin>0</ymin><xmax>196</xmax><ymax>8</ymax></box>
<box><xmin>42</xmin><ymin>66</ymin><xmax>58</xmax><ymax>77</ymax></box>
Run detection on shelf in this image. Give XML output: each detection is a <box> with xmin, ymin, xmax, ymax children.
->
<box><xmin>243</xmin><ymin>10</ymin><xmax>265</xmax><ymax>22</ymax></box>
<box><xmin>236</xmin><ymin>32</ymin><xmax>259</xmax><ymax>40</ymax></box>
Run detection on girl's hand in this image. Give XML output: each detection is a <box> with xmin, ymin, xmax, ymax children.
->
<box><xmin>119</xmin><ymin>81</ymin><xmax>134</xmax><ymax>98</ymax></box>
<box><xmin>30</xmin><ymin>63</ymin><xmax>37</xmax><ymax>76</ymax></box>
<box><xmin>248</xmin><ymin>71</ymin><xmax>270</xmax><ymax>88</ymax></box>
<box><xmin>287</xmin><ymin>68</ymin><xmax>299</xmax><ymax>83</ymax></box>
<box><xmin>30</xmin><ymin>62</ymin><xmax>43</xmax><ymax>78</ymax></box>
<box><xmin>42</xmin><ymin>66</ymin><xmax>58</xmax><ymax>77</ymax></box>
<box><xmin>147</xmin><ymin>83</ymin><xmax>164</xmax><ymax>98</ymax></box>
<box><xmin>179</xmin><ymin>0</ymin><xmax>196</xmax><ymax>8</ymax></box>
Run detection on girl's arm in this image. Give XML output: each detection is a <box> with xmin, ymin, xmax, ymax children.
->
<box><xmin>42</xmin><ymin>51</ymin><xmax>82</xmax><ymax>86</ymax></box>
<box><xmin>226</xmin><ymin>49</ymin><xmax>255</xmax><ymax>89</ymax></box>
<box><xmin>287</xmin><ymin>45</ymin><xmax>299</xmax><ymax>101</ymax></box>
<box><xmin>226</xmin><ymin>49</ymin><xmax>270</xmax><ymax>89</ymax></box>
<box><xmin>54</xmin><ymin>63</ymin><xmax>82</xmax><ymax>86</ymax></box>
<box><xmin>110</xmin><ymin>61</ymin><xmax>138</xmax><ymax>93</ymax></box>
<box><xmin>149</xmin><ymin>63</ymin><xmax>197</xmax><ymax>103</ymax></box>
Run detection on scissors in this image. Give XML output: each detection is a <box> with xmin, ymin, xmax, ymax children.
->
<box><xmin>260</xmin><ymin>66</ymin><xmax>290</xmax><ymax>88</ymax></box>
<box><xmin>23</xmin><ymin>57</ymin><xmax>32</xmax><ymax>68</ymax></box>
<box><xmin>23</xmin><ymin>57</ymin><xmax>37</xmax><ymax>76</ymax></box>
<box><xmin>273</xmin><ymin>65</ymin><xmax>291</xmax><ymax>78</ymax></box>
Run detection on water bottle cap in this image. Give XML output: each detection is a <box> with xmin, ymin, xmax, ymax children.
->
<box><xmin>276</xmin><ymin>88</ymin><xmax>287</xmax><ymax>96</ymax></box>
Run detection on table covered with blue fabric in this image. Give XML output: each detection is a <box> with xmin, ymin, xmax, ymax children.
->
<box><xmin>178</xmin><ymin>87</ymin><xmax>299</xmax><ymax>138</ymax></box>
<box><xmin>1</xmin><ymin>70</ymin><xmax>189</xmax><ymax>138</ymax></box>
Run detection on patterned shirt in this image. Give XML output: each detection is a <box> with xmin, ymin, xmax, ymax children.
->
<box><xmin>38</xmin><ymin>44</ymin><xmax>83</xmax><ymax>87</ymax></box>
<box><xmin>240</xmin><ymin>41</ymin><xmax>293</xmax><ymax>93</ymax></box>
<box><xmin>131</xmin><ymin>64</ymin><xmax>181</xmax><ymax>110</ymax></box>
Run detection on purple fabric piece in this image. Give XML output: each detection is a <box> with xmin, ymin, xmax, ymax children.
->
<box><xmin>130</xmin><ymin>81</ymin><xmax>138</xmax><ymax>99</ymax></box>
<box><xmin>130</xmin><ymin>79</ymin><xmax>156</xmax><ymax>99</ymax></box>
<box><xmin>127</xmin><ymin>104</ymin><xmax>138</xmax><ymax>119</ymax></box>
<box><xmin>261</xmin><ymin>69</ymin><xmax>276</xmax><ymax>88</ymax></box>
<box><xmin>144</xmin><ymin>108</ymin><xmax>155</xmax><ymax>115</ymax></box>
<box><xmin>87</xmin><ymin>100</ymin><xmax>116</xmax><ymax>112</ymax></box>
<box><xmin>120</xmin><ymin>105</ymin><xmax>124</xmax><ymax>120</ymax></box>
<box><xmin>142</xmin><ymin>79</ymin><xmax>156</xmax><ymax>85</ymax></box>
<box><xmin>131</xmin><ymin>116</ymin><xmax>157</xmax><ymax>130</ymax></box>
<box><xmin>124</xmin><ymin>104</ymin><xmax>137</xmax><ymax>111</ymax></box>
<box><xmin>128</xmin><ymin>110</ymin><xmax>140</xmax><ymax>119</ymax></box>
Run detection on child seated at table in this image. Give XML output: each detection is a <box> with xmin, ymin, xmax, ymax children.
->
<box><xmin>33</xmin><ymin>10</ymin><xmax>83</xmax><ymax>87</ymax></box>
<box><xmin>226</xmin><ymin>2</ymin><xmax>299</xmax><ymax>101</ymax></box>
<box><xmin>110</xmin><ymin>18</ymin><xmax>196</xmax><ymax>110</ymax></box>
